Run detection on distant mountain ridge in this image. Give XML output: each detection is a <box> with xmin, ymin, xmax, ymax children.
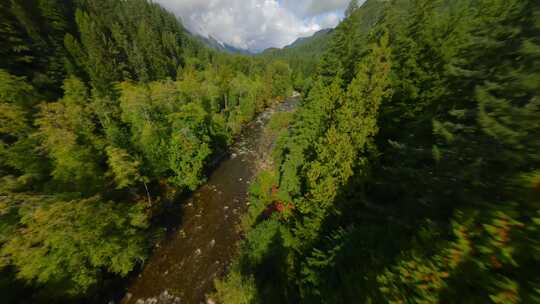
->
<box><xmin>190</xmin><ymin>28</ymin><xmax>335</xmax><ymax>56</ymax></box>
<box><xmin>261</xmin><ymin>28</ymin><xmax>333</xmax><ymax>56</ymax></box>
<box><xmin>191</xmin><ymin>33</ymin><xmax>253</xmax><ymax>55</ymax></box>
<box><xmin>284</xmin><ymin>28</ymin><xmax>333</xmax><ymax>50</ymax></box>
<box><xmin>184</xmin><ymin>26</ymin><xmax>337</xmax><ymax>56</ymax></box>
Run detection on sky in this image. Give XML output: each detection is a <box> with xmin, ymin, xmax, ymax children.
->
<box><xmin>154</xmin><ymin>0</ymin><xmax>354</xmax><ymax>52</ymax></box>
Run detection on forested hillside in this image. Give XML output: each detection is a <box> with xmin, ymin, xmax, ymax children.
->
<box><xmin>261</xmin><ymin>0</ymin><xmax>387</xmax><ymax>96</ymax></box>
<box><xmin>262</xmin><ymin>29</ymin><xmax>333</xmax><ymax>93</ymax></box>
<box><xmin>214</xmin><ymin>0</ymin><xmax>540</xmax><ymax>303</ymax></box>
<box><xmin>2</xmin><ymin>0</ymin><xmax>539</xmax><ymax>303</ymax></box>
<box><xmin>195</xmin><ymin>34</ymin><xmax>254</xmax><ymax>56</ymax></box>
<box><xmin>0</xmin><ymin>0</ymin><xmax>292</xmax><ymax>302</ymax></box>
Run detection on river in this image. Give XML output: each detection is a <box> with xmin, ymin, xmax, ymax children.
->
<box><xmin>119</xmin><ymin>97</ymin><xmax>298</xmax><ymax>304</ymax></box>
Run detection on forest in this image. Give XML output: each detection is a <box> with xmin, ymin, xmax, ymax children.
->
<box><xmin>0</xmin><ymin>0</ymin><xmax>539</xmax><ymax>303</ymax></box>
<box><xmin>0</xmin><ymin>0</ymin><xmax>291</xmax><ymax>302</ymax></box>
<box><xmin>214</xmin><ymin>0</ymin><xmax>540</xmax><ymax>303</ymax></box>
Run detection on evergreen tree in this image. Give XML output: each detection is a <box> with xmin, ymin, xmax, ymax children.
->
<box><xmin>215</xmin><ymin>0</ymin><xmax>540</xmax><ymax>303</ymax></box>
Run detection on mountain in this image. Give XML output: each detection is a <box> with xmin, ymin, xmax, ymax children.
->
<box><xmin>259</xmin><ymin>28</ymin><xmax>334</xmax><ymax>82</ymax></box>
<box><xmin>194</xmin><ymin>33</ymin><xmax>253</xmax><ymax>55</ymax></box>
<box><xmin>284</xmin><ymin>28</ymin><xmax>333</xmax><ymax>50</ymax></box>
<box><xmin>261</xmin><ymin>28</ymin><xmax>333</xmax><ymax>56</ymax></box>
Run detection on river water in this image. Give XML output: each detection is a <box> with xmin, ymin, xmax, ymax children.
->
<box><xmin>120</xmin><ymin>98</ymin><xmax>298</xmax><ymax>304</ymax></box>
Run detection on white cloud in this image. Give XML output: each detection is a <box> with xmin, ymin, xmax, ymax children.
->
<box><xmin>281</xmin><ymin>0</ymin><xmax>350</xmax><ymax>17</ymax></box>
<box><xmin>154</xmin><ymin>0</ymin><xmax>349</xmax><ymax>51</ymax></box>
<box><xmin>314</xmin><ymin>12</ymin><xmax>342</xmax><ymax>29</ymax></box>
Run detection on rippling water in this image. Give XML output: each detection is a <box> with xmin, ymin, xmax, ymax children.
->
<box><xmin>120</xmin><ymin>98</ymin><xmax>298</xmax><ymax>304</ymax></box>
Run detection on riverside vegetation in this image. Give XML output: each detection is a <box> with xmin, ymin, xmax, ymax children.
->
<box><xmin>213</xmin><ymin>0</ymin><xmax>540</xmax><ymax>303</ymax></box>
<box><xmin>0</xmin><ymin>0</ymin><xmax>291</xmax><ymax>302</ymax></box>
<box><xmin>0</xmin><ymin>0</ymin><xmax>539</xmax><ymax>303</ymax></box>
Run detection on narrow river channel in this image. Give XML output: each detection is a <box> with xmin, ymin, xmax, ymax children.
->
<box><xmin>120</xmin><ymin>97</ymin><xmax>298</xmax><ymax>304</ymax></box>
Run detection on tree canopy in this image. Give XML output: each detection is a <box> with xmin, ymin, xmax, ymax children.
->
<box><xmin>214</xmin><ymin>0</ymin><xmax>540</xmax><ymax>303</ymax></box>
<box><xmin>0</xmin><ymin>0</ymin><xmax>292</xmax><ymax>301</ymax></box>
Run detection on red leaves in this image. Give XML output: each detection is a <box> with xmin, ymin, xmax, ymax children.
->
<box><xmin>490</xmin><ymin>255</ymin><xmax>503</xmax><ymax>269</ymax></box>
<box><xmin>271</xmin><ymin>185</ymin><xmax>279</xmax><ymax>196</ymax></box>
<box><xmin>534</xmin><ymin>179</ymin><xmax>540</xmax><ymax>193</ymax></box>
<box><xmin>274</xmin><ymin>201</ymin><xmax>294</xmax><ymax>213</ymax></box>
<box><xmin>260</xmin><ymin>185</ymin><xmax>295</xmax><ymax>220</ymax></box>
<box><xmin>261</xmin><ymin>201</ymin><xmax>294</xmax><ymax>220</ymax></box>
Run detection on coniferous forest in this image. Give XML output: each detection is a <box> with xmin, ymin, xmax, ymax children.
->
<box><xmin>1</xmin><ymin>0</ymin><xmax>539</xmax><ymax>303</ymax></box>
<box><xmin>0</xmin><ymin>0</ymin><xmax>291</xmax><ymax>302</ymax></box>
<box><xmin>215</xmin><ymin>0</ymin><xmax>540</xmax><ymax>303</ymax></box>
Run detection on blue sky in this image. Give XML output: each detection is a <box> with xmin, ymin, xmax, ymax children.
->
<box><xmin>155</xmin><ymin>0</ymin><xmax>356</xmax><ymax>51</ymax></box>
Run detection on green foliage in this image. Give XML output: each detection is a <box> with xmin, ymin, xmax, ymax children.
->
<box><xmin>118</xmin><ymin>80</ymin><xmax>172</xmax><ymax>176</ymax></box>
<box><xmin>66</xmin><ymin>0</ymin><xmax>191</xmax><ymax>93</ymax></box>
<box><xmin>217</xmin><ymin>0</ymin><xmax>540</xmax><ymax>303</ymax></box>
<box><xmin>262</xmin><ymin>29</ymin><xmax>333</xmax><ymax>85</ymax></box>
<box><xmin>266</xmin><ymin>60</ymin><xmax>293</xmax><ymax>100</ymax></box>
<box><xmin>0</xmin><ymin>0</ymin><xmax>70</xmax><ymax>97</ymax></box>
<box><xmin>0</xmin><ymin>0</ymin><xmax>294</xmax><ymax>301</ymax></box>
<box><xmin>378</xmin><ymin>207</ymin><xmax>538</xmax><ymax>304</ymax></box>
<box><xmin>6</xmin><ymin>0</ymin><xmax>538</xmax><ymax>301</ymax></box>
<box><xmin>106</xmin><ymin>146</ymin><xmax>142</xmax><ymax>189</ymax></box>
<box><xmin>213</xmin><ymin>264</ymin><xmax>258</xmax><ymax>304</ymax></box>
<box><xmin>36</xmin><ymin>76</ymin><xmax>104</xmax><ymax>193</ymax></box>
<box><xmin>0</xmin><ymin>70</ymin><xmax>40</xmax><ymax>109</ymax></box>
<box><xmin>265</xmin><ymin>112</ymin><xmax>293</xmax><ymax>137</ymax></box>
<box><xmin>240</xmin><ymin>171</ymin><xmax>278</xmax><ymax>231</ymax></box>
<box><xmin>168</xmin><ymin>102</ymin><xmax>213</xmax><ymax>190</ymax></box>
<box><xmin>0</xmin><ymin>194</ymin><xmax>148</xmax><ymax>296</ymax></box>
<box><xmin>0</xmin><ymin>70</ymin><xmax>48</xmax><ymax>185</ymax></box>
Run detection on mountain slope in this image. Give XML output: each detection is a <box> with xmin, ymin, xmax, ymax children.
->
<box><xmin>193</xmin><ymin>33</ymin><xmax>253</xmax><ymax>55</ymax></box>
<box><xmin>284</xmin><ymin>28</ymin><xmax>333</xmax><ymax>50</ymax></box>
<box><xmin>259</xmin><ymin>28</ymin><xmax>333</xmax><ymax>88</ymax></box>
<box><xmin>259</xmin><ymin>0</ymin><xmax>386</xmax><ymax>91</ymax></box>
